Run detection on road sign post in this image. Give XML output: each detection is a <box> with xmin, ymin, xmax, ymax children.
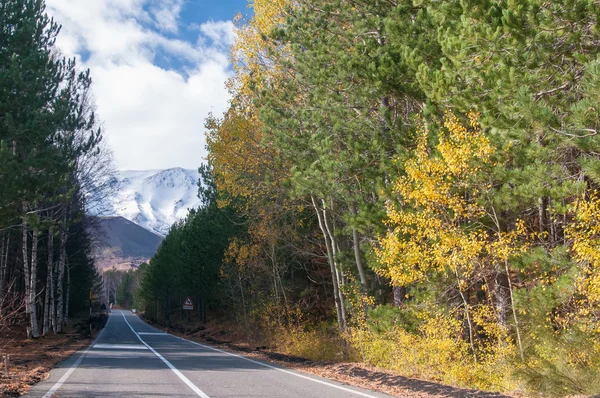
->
<box><xmin>183</xmin><ymin>296</ymin><xmax>193</xmax><ymax>322</ymax></box>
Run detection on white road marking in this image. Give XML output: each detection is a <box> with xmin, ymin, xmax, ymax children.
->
<box><xmin>93</xmin><ymin>343</ymin><xmax>148</xmax><ymax>350</ymax></box>
<box><xmin>177</xmin><ymin>336</ymin><xmax>382</xmax><ymax>398</ymax></box>
<box><xmin>120</xmin><ymin>311</ymin><xmax>210</xmax><ymax>398</ymax></box>
<box><xmin>138</xmin><ymin>332</ymin><xmax>168</xmax><ymax>335</ymax></box>
<box><xmin>42</xmin><ymin>312</ymin><xmax>113</xmax><ymax>398</ymax></box>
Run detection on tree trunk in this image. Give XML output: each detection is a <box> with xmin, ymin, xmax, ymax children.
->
<box><xmin>29</xmin><ymin>229</ymin><xmax>40</xmax><ymax>338</ymax></box>
<box><xmin>56</xmin><ymin>219</ymin><xmax>67</xmax><ymax>333</ymax></box>
<box><xmin>311</xmin><ymin>196</ymin><xmax>346</xmax><ymax>332</ymax></box>
<box><xmin>321</xmin><ymin>200</ymin><xmax>347</xmax><ymax>327</ymax></box>
<box><xmin>22</xmin><ymin>208</ymin><xmax>33</xmax><ymax>338</ymax></box>
<box><xmin>201</xmin><ymin>296</ymin><xmax>206</xmax><ymax>323</ymax></box>
<box><xmin>269</xmin><ymin>242</ymin><xmax>288</xmax><ymax>308</ymax></box>
<box><xmin>237</xmin><ymin>274</ymin><xmax>247</xmax><ymax>323</ymax></box>
<box><xmin>0</xmin><ymin>233</ymin><xmax>7</xmax><ymax>299</ymax></box>
<box><xmin>0</xmin><ymin>233</ymin><xmax>4</xmax><ymax>299</ymax></box>
<box><xmin>50</xmin><ymin>253</ymin><xmax>56</xmax><ymax>333</ymax></box>
<box><xmin>455</xmin><ymin>269</ymin><xmax>477</xmax><ymax>363</ymax></box>
<box><xmin>350</xmin><ymin>203</ymin><xmax>368</xmax><ymax>293</ymax></box>
<box><xmin>393</xmin><ymin>286</ymin><xmax>406</xmax><ymax>307</ymax></box>
<box><xmin>43</xmin><ymin>227</ymin><xmax>53</xmax><ymax>335</ymax></box>
<box><xmin>490</xmin><ymin>207</ymin><xmax>525</xmax><ymax>360</ymax></box>
<box><xmin>504</xmin><ymin>260</ymin><xmax>524</xmax><ymax>361</ymax></box>
<box><xmin>64</xmin><ymin>263</ymin><xmax>70</xmax><ymax>327</ymax></box>
<box><xmin>538</xmin><ymin>197</ymin><xmax>545</xmax><ymax>235</ymax></box>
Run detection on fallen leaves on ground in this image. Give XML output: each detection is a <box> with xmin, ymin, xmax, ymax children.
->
<box><xmin>0</xmin><ymin>317</ymin><xmax>94</xmax><ymax>397</ymax></box>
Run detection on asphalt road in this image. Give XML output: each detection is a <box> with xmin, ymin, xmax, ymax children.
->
<box><xmin>27</xmin><ymin>310</ymin><xmax>395</xmax><ymax>398</ymax></box>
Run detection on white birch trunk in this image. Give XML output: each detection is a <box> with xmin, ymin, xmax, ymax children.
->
<box><xmin>50</xmin><ymin>259</ymin><xmax>56</xmax><ymax>333</ymax></box>
<box><xmin>43</xmin><ymin>227</ymin><xmax>53</xmax><ymax>335</ymax></box>
<box><xmin>22</xmin><ymin>209</ymin><xmax>32</xmax><ymax>338</ymax></box>
<box><xmin>311</xmin><ymin>196</ymin><xmax>345</xmax><ymax>332</ymax></box>
<box><xmin>29</xmin><ymin>229</ymin><xmax>40</xmax><ymax>338</ymax></box>
<box><xmin>350</xmin><ymin>203</ymin><xmax>368</xmax><ymax>292</ymax></box>
<box><xmin>322</xmin><ymin>200</ymin><xmax>347</xmax><ymax>327</ymax></box>
<box><xmin>56</xmin><ymin>218</ymin><xmax>67</xmax><ymax>333</ymax></box>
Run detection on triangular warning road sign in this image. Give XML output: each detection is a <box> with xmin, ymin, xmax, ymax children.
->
<box><xmin>183</xmin><ymin>296</ymin><xmax>194</xmax><ymax>310</ymax></box>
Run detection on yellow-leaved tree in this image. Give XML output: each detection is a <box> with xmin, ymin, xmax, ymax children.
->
<box><xmin>229</xmin><ymin>0</ymin><xmax>290</xmax><ymax>113</ymax></box>
<box><xmin>208</xmin><ymin>0</ymin><xmax>292</xmax><ymax>204</ymax></box>
<box><xmin>370</xmin><ymin>113</ymin><xmax>532</xmax><ymax>388</ymax></box>
<box><xmin>377</xmin><ymin>113</ymin><xmax>495</xmax><ymax>288</ymax></box>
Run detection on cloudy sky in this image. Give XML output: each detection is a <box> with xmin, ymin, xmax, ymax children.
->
<box><xmin>46</xmin><ymin>0</ymin><xmax>247</xmax><ymax>171</ymax></box>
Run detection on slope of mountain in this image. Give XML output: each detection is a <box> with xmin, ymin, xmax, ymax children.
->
<box><xmin>105</xmin><ymin>168</ymin><xmax>201</xmax><ymax>236</ymax></box>
<box><xmin>92</xmin><ymin>216</ymin><xmax>164</xmax><ymax>269</ymax></box>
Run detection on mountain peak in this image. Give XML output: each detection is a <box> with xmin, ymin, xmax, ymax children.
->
<box><xmin>102</xmin><ymin>168</ymin><xmax>201</xmax><ymax>235</ymax></box>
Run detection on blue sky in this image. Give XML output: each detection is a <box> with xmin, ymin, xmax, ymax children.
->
<box><xmin>179</xmin><ymin>0</ymin><xmax>248</xmax><ymax>26</ymax></box>
<box><xmin>45</xmin><ymin>0</ymin><xmax>250</xmax><ymax>170</ymax></box>
<box><xmin>150</xmin><ymin>0</ymin><xmax>249</xmax><ymax>71</ymax></box>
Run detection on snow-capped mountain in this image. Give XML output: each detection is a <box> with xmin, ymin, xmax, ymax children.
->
<box><xmin>104</xmin><ymin>168</ymin><xmax>201</xmax><ymax>236</ymax></box>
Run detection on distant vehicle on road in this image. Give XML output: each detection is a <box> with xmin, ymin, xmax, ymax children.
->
<box><xmin>131</xmin><ymin>309</ymin><xmax>137</xmax><ymax>313</ymax></box>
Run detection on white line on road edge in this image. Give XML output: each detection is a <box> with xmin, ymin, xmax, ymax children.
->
<box><xmin>42</xmin><ymin>312</ymin><xmax>113</xmax><ymax>398</ymax></box>
<box><xmin>120</xmin><ymin>311</ymin><xmax>210</xmax><ymax>398</ymax></box>
<box><xmin>177</xmin><ymin>336</ymin><xmax>382</xmax><ymax>398</ymax></box>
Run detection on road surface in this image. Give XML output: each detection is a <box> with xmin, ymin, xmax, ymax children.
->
<box><xmin>27</xmin><ymin>310</ymin><xmax>395</xmax><ymax>397</ymax></box>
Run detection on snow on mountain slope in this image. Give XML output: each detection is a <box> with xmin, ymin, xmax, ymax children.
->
<box><xmin>106</xmin><ymin>168</ymin><xmax>201</xmax><ymax>236</ymax></box>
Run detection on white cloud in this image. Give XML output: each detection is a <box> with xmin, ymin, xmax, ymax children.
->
<box><xmin>199</xmin><ymin>20</ymin><xmax>236</xmax><ymax>48</ymax></box>
<box><xmin>45</xmin><ymin>0</ymin><xmax>232</xmax><ymax>170</ymax></box>
<box><xmin>150</xmin><ymin>0</ymin><xmax>185</xmax><ymax>33</ymax></box>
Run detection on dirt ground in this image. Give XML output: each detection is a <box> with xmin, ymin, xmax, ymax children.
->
<box><xmin>144</xmin><ymin>316</ymin><xmax>518</xmax><ymax>398</ymax></box>
<box><xmin>0</xmin><ymin>316</ymin><xmax>100</xmax><ymax>397</ymax></box>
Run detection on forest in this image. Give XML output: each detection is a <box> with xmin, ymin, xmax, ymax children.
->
<box><xmin>0</xmin><ymin>0</ymin><xmax>107</xmax><ymax>339</ymax></box>
<box><xmin>137</xmin><ymin>0</ymin><xmax>600</xmax><ymax>395</ymax></box>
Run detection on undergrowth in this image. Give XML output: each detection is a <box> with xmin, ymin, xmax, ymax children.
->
<box><xmin>240</xmin><ymin>300</ymin><xmax>600</xmax><ymax>396</ymax></box>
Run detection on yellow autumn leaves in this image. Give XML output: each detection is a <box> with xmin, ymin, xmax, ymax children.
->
<box><xmin>208</xmin><ymin>0</ymin><xmax>291</xmax><ymax>208</ymax></box>
<box><xmin>565</xmin><ymin>193</ymin><xmax>600</xmax><ymax>332</ymax></box>
<box><xmin>231</xmin><ymin>0</ymin><xmax>291</xmax><ymax>110</ymax></box>
<box><xmin>376</xmin><ymin>112</ymin><xmax>529</xmax><ymax>287</ymax></box>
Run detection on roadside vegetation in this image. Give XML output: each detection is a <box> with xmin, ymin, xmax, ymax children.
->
<box><xmin>0</xmin><ymin>0</ymin><xmax>109</xmax><ymax>342</ymax></box>
<box><xmin>139</xmin><ymin>0</ymin><xmax>600</xmax><ymax>395</ymax></box>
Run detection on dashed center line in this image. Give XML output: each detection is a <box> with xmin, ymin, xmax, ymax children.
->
<box><xmin>93</xmin><ymin>343</ymin><xmax>148</xmax><ymax>350</ymax></box>
<box><xmin>120</xmin><ymin>311</ymin><xmax>210</xmax><ymax>398</ymax></box>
